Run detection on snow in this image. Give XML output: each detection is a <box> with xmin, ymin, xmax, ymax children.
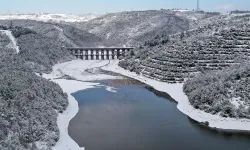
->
<box><xmin>0</xmin><ymin>14</ymin><xmax>100</xmax><ymax>23</ymax></box>
<box><xmin>1</xmin><ymin>30</ymin><xmax>20</xmax><ymax>53</ymax></box>
<box><xmin>230</xmin><ymin>97</ymin><xmax>242</xmax><ymax>108</ymax></box>
<box><xmin>102</xmin><ymin>60</ymin><xmax>250</xmax><ymax>131</ymax></box>
<box><xmin>43</xmin><ymin>60</ymin><xmax>123</xmax><ymax>81</ymax></box>
<box><xmin>172</xmin><ymin>9</ymin><xmax>190</xmax><ymax>12</ymax></box>
<box><xmin>35</xmin><ymin>141</ymin><xmax>49</xmax><ymax>150</ymax></box>
<box><xmin>105</xmin><ymin>86</ymin><xmax>118</xmax><ymax>93</ymax></box>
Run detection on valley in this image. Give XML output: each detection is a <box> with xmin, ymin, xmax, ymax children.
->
<box><xmin>0</xmin><ymin>9</ymin><xmax>250</xmax><ymax>150</ymax></box>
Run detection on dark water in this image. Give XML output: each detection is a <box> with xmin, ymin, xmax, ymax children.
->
<box><xmin>69</xmin><ymin>80</ymin><xmax>250</xmax><ymax>150</ymax></box>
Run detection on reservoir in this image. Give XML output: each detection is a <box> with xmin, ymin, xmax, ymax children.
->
<box><xmin>68</xmin><ymin>79</ymin><xmax>250</xmax><ymax>150</ymax></box>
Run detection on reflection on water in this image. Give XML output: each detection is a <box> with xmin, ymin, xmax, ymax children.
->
<box><xmin>68</xmin><ymin>80</ymin><xmax>250</xmax><ymax>150</ymax></box>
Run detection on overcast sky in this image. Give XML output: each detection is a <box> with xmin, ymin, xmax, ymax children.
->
<box><xmin>0</xmin><ymin>0</ymin><xmax>249</xmax><ymax>14</ymax></box>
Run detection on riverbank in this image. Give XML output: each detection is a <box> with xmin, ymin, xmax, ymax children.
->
<box><xmin>51</xmin><ymin>79</ymin><xmax>99</xmax><ymax>150</ymax></box>
<box><xmin>42</xmin><ymin>60</ymin><xmax>121</xmax><ymax>150</ymax></box>
<box><xmin>43</xmin><ymin>60</ymin><xmax>122</xmax><ymax>81</ymax></box>
<box><xmin>102</xmin><ymin>60</ymin><xmax>250</xmax><ymax>131</ymax></box>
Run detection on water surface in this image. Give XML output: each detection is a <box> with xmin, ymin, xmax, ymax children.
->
<box><xmin>69</xmin><ymin>80</ymin><xmax>250</xmax><ymax>150</ymax></box>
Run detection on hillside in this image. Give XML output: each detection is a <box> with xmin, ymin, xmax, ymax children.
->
<box><xmin>77</xmin><ymin>10</ymin><xmax>219</xmax><ymax>46</ymax></box>
<box><xmin>120</xmin><ymin>13</ymin><xmax>250</xmax><ymax>83</ymax></box>
<box><xmin>0</xmin><ymin>67</ymin><xmax>68</xmax><ymax>150</ymax></box>
<box><xmin>183</xmin><ymin>64</ymin><xmax>250</xmax><ymax>119</ymax></box>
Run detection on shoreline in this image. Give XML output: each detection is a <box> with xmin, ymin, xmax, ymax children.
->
<box><xmin>42</xmin><ymin>60</ymin><xmax>121</xmax><ymax>150</ymax></box>
<box><xmin>45</xmin><ymin>59</ymin><xmax>250</xmax><ymax>150</ymax></box>
<box><xmin>51</xmin><ymin>79</ymin><xmax>99</xmax><ymax>150</ymax></box>
<box><xmin>102</xmin><ymin>60</ymin><xmax>250</xmax><ymax>131</ymax></box>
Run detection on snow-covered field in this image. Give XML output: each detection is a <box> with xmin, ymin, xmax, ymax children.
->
<box><xmin>44</xmin><ymin>59</ymin><xmax>250</xmax><ymax>150</ymax></box>
<box><xmin>0</xmin><ymin>14</ymin><xmax>100</xmax><ymax>22</ymax></box>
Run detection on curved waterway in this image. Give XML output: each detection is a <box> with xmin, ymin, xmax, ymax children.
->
<box><xmin>68</xmin><ymin>79</ymin><xmax>250</xmax><ymax>150</ymax></box>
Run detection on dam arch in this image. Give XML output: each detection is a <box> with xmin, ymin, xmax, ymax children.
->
<box><xmin>65</xmin><ymin>47</ymin><xmax>134</xmax><ymax>60</ymax></box>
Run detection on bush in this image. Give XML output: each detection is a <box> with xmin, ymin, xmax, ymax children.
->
<box><xmin>11</xmin><ymin>26</ymin><xmax>36</xmax><ymax>38</ymax></box>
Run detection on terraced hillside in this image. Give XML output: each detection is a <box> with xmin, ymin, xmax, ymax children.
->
<box><xmin>120</xmin><ymin>14</ymin><xmax>250</xmax><ymax>83</ymax></box>
<box><xmin>77</xmin><ymin>10</ymin><xmax>219</xmax><ymax>46</ymax></box>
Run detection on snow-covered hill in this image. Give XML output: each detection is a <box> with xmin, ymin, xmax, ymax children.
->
<box><xmin>120</xmin><ymin>13</ymin><xmax>250</xmax><ymax>83</ymax></box>
<box><xmin>0</xmin><ymin>13</ymin><xmax>100</xmax><ymax>23</ymax></box>
<box><xmin>77</xmin><ymin>10</ymin><xmax>219</xmax><ymax>46</ymax></box>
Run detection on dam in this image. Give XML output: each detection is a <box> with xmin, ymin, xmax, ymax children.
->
<box><xmin>66</xmin><ymin>47</ymin><xmax>134</xmax><ymax>60</ymax></box>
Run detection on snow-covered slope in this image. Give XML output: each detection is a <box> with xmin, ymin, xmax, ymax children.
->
<box><xmin>120</xmin><ymin>13</ymin><xmax>250</xmax><ymax>83</ymax></box>
<box><xmin>0</xmin><ymin>14</ymin><xmax>100</xmax><ymax>23</ymax></box>
<box><xmin>77</xmin><ymin>10</ymin><xmax>219</xmax><ymax>46</ymax></box>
